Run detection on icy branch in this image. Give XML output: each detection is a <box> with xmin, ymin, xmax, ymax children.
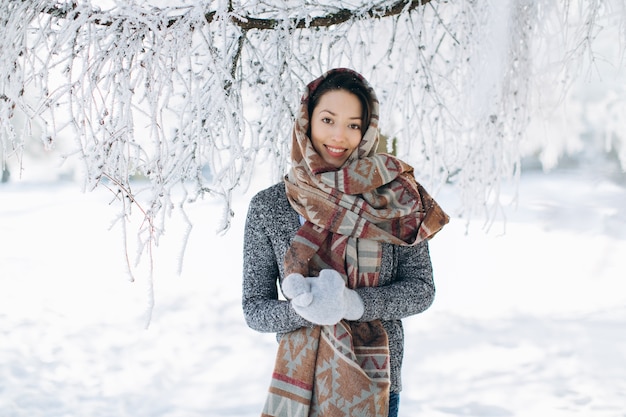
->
<box><xmin>0</xmin><ymin>0</ymin><xmax>621</xmax><ymax>285</ymax></box>
<box><xmin>40</xmin><ymin>0</ymin><xmax>434</xmax><ymax>29</ymax></box>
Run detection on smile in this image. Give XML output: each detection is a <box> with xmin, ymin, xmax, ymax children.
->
<box><xmin>325</xmin><ymin>145</ymin><xmax>347</xmax><ymax>156</ymax></box>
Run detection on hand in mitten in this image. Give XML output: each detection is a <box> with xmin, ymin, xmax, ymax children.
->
<box><xmin>343</xmin><ymin>286</ymin><xmax>364</xmax><ymax>321</ymax></box>
<box><xmin>282</xmin><ymin>269</ymin><xmax>364</xmax><ymax>325</ymax></box>
<box><xmin>312</xmin><ymin>270</ymin><xmax>364</xmax><ymax>321</ymax></box>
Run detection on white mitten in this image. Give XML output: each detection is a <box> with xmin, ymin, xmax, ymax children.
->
<box><xmin>281</xmin><ymin>273</ymin><xmax>314</xmax><ymax>308</ymax></box>
<box><xmin>282</xmin><ymin>269</ymin><xmax>364</xmax><ymax>325</ymax></box>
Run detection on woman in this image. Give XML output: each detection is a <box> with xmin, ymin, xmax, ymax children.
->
<box><xmin>242</xmin><ymin>68</ymin><xmax>448</xmax><ymax>417</ymax></box>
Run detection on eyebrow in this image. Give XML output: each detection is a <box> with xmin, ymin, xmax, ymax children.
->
<box><xmin>319</xmin><ymin>109</ymin><xmax>362</xmax><ymax>120</ymax></box>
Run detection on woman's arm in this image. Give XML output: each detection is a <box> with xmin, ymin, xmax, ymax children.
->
<box><xmin>355</xmin><ymin>240</ymin><xmax>435</xmax><ymax>322</ymax></box>
<box><xmin>242</xmin><ymin>191</ymin><xmax>310</xmax><ymax>334</ymax></box>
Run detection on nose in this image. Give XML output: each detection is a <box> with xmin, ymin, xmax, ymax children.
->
<box><xmin>331</xmin><ymin>124</ymin><xmax>348</xmax><ymax>142</ymax></box>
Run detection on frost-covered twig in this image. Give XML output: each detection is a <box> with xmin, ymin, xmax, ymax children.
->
<box><xmin>0</xmin><ymin>1</ymin><xmax>621</xmax><ymax>318</ymax></box>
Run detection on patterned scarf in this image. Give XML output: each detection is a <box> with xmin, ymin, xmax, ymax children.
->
<box><xmin>262</xmin><ymin>69</ymin><xmax>448</xmax><ymax>417</ymax></box>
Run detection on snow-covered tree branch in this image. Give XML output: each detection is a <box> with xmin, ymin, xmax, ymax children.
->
<box><xmin>1</xmin><ymin>0</ymin><xmax>624</xmax><ymax>269</ymax></box>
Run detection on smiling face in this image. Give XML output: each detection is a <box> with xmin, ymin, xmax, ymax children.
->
<box><xmin>309</xmin><ymin>89</ymin><xmax>364</xmax><ymax>169</ymax></box>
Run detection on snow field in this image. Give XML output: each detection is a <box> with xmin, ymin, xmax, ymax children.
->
<box><xmin>1</xmin><ymin>170</ymin><xmax>625</xmax><ymax>416</ymax></box>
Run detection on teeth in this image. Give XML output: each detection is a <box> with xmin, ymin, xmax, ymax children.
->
<box><xmin>327</xmin><ymin>146</ymin><xmax>345</xmax><ymax>153</ymax></box>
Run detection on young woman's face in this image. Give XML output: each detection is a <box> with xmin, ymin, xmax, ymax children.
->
<box><xmin>310</xmin><ymin>89</ymin><xmax>363</xmax><ymax>169</ymax></box>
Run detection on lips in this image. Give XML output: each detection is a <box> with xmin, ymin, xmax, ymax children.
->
<box><xmin>325</xmin><ymin>145</ymin><xmax>347</xmax><ymax>157</ymax></box>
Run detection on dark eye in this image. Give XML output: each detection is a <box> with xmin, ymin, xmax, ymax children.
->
<box><xmin>349</xmin><ymin>123</ymin><xmax>362</xmax><ymax>130</ymax></box>
<box><xmin>321</xmin><ymin>117</ymin><xmax>332</xmax><ymax>124</ymax></box>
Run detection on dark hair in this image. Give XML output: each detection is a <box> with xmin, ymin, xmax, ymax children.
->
<box><xmin>307</xmin><ymin>71</ymin><xmax>373</xmax><ymax>132</ymax></box>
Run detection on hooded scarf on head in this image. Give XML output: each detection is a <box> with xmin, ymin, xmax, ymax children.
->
<box><xmin>284</xmin><ymin>68</ymin><xmax>448</xmax><ymax>287</ymax></box>
<box><xmin>262</xmin><ymin>68</ymin><xmax>448</xmax><ymax>417</ymax></box>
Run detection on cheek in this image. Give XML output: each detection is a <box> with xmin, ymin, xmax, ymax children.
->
<box><xmin>309</xmin><ymin>124</ymin><xmax>320</xmax><ymax>142</ymax></box>
<box><xmin>347</xmin><ymin>132</ymin><xmax>363</xmax><ymax>149</ymax></box>
<box><xmin>310</xmin><ymin>123</ymin><xmax>332</xmax><ymax>149</ymax></box>
<box><xmin>310</xmin><ymin>119</ymin><xmax>327</xmax><ymax>138</ymax></box>
<box><xmin>309</xmin><ymin>125</ymin><xmax>324</xmax><ymax>152</ymax></box>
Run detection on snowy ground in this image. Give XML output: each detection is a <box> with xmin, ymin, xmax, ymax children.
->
<box><xmin>1</xmin><ymin>169</ymin><xmax>625</xmax><ymax>417</ymax></box>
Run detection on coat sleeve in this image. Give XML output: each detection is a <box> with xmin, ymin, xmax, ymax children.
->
<box><xmin>355</xmin><ymin>239</ymin><xmax>435</xmax><ymax>322</ymax></box>
<box><xmin>241</xmin><ymin>191</ymin><xmax>311</xmax><ymax>334</ymax></box>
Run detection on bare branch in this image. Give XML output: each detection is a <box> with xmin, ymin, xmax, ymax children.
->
<box><xmin>230</xmin><ymin>0</ymin><xmax>433</xmax><ymax>29</ymax></box>
<box><xmin>2</xmin><ymin>0</ymin><xmax>618</xmax><ymax>304</ymax></box>
<box><xmin>38</xmin><ymin>0</ymin><xmax>434</xmax><ymax>29</ymax></box>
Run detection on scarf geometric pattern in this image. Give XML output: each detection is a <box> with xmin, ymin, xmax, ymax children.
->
<box><xmin>262</xmin><ymin>321</ymin><xmax>391</xmax><ymax>417</ymax></box>
<box><xmin>262</xmin><ymin>69</ymin><xmax>449</xmax><ymax>417</ymax></box>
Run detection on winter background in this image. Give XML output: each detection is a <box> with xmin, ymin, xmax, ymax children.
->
<box><xmin>2</xmin><ymin>1</ymin><xmax>626</xmax><ymax>417</ymax></box>
<box><xmin>2</xmin><ymin>161</ymin><xmax>626</xmax><ymax>417</ymax></box>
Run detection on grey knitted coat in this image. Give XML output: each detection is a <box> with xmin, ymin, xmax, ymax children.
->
<box><xmin>242</xmin><ymin>182</ymin><xmax>435</xmax><ymax>394</ymax></box>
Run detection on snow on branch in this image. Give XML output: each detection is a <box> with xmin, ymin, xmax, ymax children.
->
<box><xmin>0</xmin><ymin>0</ymin><xmax>620</xmax><ymax>277</ymax></box>
<box><xmin>40</xmin><ymin>0</ymin><xmax>434</xmax><ymax>30</ymax></box>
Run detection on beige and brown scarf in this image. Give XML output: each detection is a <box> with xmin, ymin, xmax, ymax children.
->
<box><xmin>262</xmin><ymin>69</ymin><xmax>448</xmax><ymax>417</ymax></box>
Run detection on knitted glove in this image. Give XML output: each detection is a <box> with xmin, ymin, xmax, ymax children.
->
<box><xmin>282</xmin><ymin>269</ymin><xmax>364</xmax><ymax>325</ymax></box>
